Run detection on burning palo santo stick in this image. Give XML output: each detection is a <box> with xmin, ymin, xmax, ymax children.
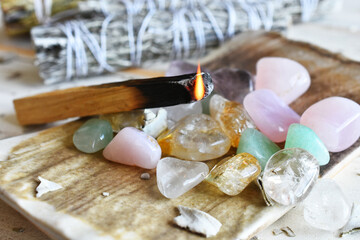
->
<box><xmin>14</xmin><ymin>71</ymin><xmax>213</xmax><ymax>125</ymax></box>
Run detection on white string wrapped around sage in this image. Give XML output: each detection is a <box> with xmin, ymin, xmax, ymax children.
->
<box><xmin>31</xmin><ymin>0</ymin><xmax>338</xmax><ymax>84</ymax></box>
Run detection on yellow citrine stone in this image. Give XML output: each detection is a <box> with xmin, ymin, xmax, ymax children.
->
<box><xmin>210</xmin><ymin>94</ymin><xmax>255</xmax><ymax>147</ymax></box>
<box><xmin>157</xmin><ymin>114</ymin><xmax>231</xmax><ymax>161</ymax></box>
<box><xmin>206</xmin><ymin>153</ymin><xmax>261</xmax><ymax>196</ymax></box>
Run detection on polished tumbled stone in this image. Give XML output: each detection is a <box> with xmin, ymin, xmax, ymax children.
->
<box><xmin>237</xmin><ymin>128</ymin><xmax>280</xmax><ymax>170</ymax></box>
<box><xmin>157</xmin><ymin>114</ymin><xmax>231</xmax><ymax>161</ymax></box>
<box><xmin>244</xmin><ymin>89</ymin><xmax>301</xmax><ymax>142</ymax></box>
<box><xmin>301</xmin><ymin>96</ymin><xmax>360</xmax><ymax>152</ymax></box>
<box><xmin>206</xmin><ymin>153</ymin><xmax>260</xmax><ymax>196</ymax></box>
<box><xmin>73</xmin><ymin>119</ymin><xmax>113</xmax><ymax>153</ymax></box>
<box><xmin>210</xmin><ymin>94</ymin><xmax>255</xmax><ymax>147</ymax></box>
<box><xmin>212</xmin><ymin>68</ymin><xmax>254</xmax><ymax>103</ymax></box>
<box><xmin>285</xmin><ymin>123</ymin><xmax>329</xmax><ymax>166</ymax></box>
<box><xmin>255</xmin><ymin>57</ymin><xmax>311</xmax><ymax>104</ymax></box>
<box><xmin>262</xmin><ymin>148</ymin><xmax>319</xmax><ymax>206</ymax></box>
<box><xmin>103</xmin><ymin>127</ymin><xmax>161</xmax><ymax>169</ymax></box>
<box><xmin>303</xmin><ymin>178</ymin><xmax>352</xmax><ymax>231</ymax></box>
<box><xmin>157</xmin><ymin>157</ymin><xmax>209</xmax><ymax>198</ymax></box>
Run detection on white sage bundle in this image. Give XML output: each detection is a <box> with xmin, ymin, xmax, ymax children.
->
<box><xmin>31</xmin><ymin>0</ymin><xmax>340</xmax><ymax>84</ymax></box>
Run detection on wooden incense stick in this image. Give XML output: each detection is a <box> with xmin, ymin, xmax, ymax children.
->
<box><xmin>13</xmin><ymin>72</ymin><xmax>213</xmax><ymax>125</ymax></box>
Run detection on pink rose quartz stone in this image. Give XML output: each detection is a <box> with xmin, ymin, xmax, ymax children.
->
<box><xmin>103</xmin><ymin>127</ymin><xmax>161</xmax><ymax>169</ymax></box>
<box><xmin>300</xmin><ymin>97</ymin><xmax>360</xmax><ymax>152</ymax></box>
<box><xmin>255</xmin><ymin>57</ymin><xmax>311</xmax><ymax>104</ymax></box>
<box><xmin>244</xmin><ymin>89</ymin><xmax>301</xmax><ymax>143</ymax></box>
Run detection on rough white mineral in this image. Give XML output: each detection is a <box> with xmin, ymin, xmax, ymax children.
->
<box><xmin>36</xmin><ymin>176</ymin><xmax>63</xmax><ymax>198</ymax></box>
<box><xmin>174</xmin><ymin>205</ymin><xmax>222</xmax><ymax>238</ymax></box>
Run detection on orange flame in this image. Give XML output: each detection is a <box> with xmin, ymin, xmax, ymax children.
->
<box><xmin>194</xmin><ymin>63</ymin><xmax>205</xmax><ymax>100</ymax></box>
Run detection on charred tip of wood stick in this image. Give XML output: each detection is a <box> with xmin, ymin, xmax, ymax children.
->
<box><xmin>185</xmin><ymin>72</ymin><xmax>214</xmax><ymax>101</ymax></box>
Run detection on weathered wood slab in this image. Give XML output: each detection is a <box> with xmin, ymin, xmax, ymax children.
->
<box><xmin>0</xmin><ymin>31</ymin><xmax>359</xmax><ymax>240</ymax></box>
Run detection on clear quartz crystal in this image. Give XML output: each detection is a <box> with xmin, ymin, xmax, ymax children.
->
<box><xmin>303</xmin><ymin>178</ymin><xmax>352</xmax><ymax>231</ymax></box>
<box><xmin>210</xmin><ymin>94</ymin><xmax>255</xmax><ymax>147</ymax></box>
<box><xmin>157</xmin><ymin>114</ymin><xmax>231</xmax><ymax>161</ymax></box>
<box><xmin>156</xmin><ymin>157</ymin><xmax>209</xmax><ymax>198</ymax></box>
<box><xmin>262</xmin><ymin>148</ymin><xmax>319</xmax><ymax>206</ymax></box>
<box><xmin>206</xmin><ymin>153</ymin><xmax>261</xmax><ymax>196</ymax></box>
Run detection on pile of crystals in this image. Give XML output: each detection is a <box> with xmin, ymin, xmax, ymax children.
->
<box><xmin>72</xmin><ymin>58</ymin><xmax>360</xmax><ymax>231</ymax></box>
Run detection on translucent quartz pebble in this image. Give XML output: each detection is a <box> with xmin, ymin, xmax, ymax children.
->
<box><xmin>262</xmin><ymin>148</ymin><xmax>319</xmax><ymax>206</ymax></box>
<box><xmin>303</xmin><ymin>178</ymin><xmax>351</xmax><ymax>231</ymax></box>
<box><xmin>99</xmin><ymin>110</ymin><xmax>144</xmax><ymax>132</ymax></box>
<box><xmin>73</xmin><ymin>119</ymin><xmax>113</xmax><ymax>153</ymax></box>
<box><xmin>206</xmin><ymin>153</ymin><xmax>261</xmax><ymax>196</ymax></box>
<box><xmin>285</xmin><ymin>123</ymin><xmax>329</xmax><ymax>166</ymax></box>
<box><xmin>165</xmin><ymin>60</ymin><xmax>208</xmax><ymax>76</ymax></box>
<box><xmin>237</xmin><ymin>128</ymin><xmax>280</xmax><ymax>170</ymax></box>
<box><xmin>244</xmin><ymin>89</ymin><xmax>301</xmax><ymax>143</ymax></box>
<box><xmin>157</xmin><ymin>114</ymin><xmax>231</xmax><ymax>161</ymax></box>
<box><xmin>300</xmin><ymin>96</ymin><xmax>360</xmax><ymax>152</ymax></box>
<box><xmin>255</xmin><ymin>57</ymin><xmax>310</xmax><ymax>104</ymax></box>
<box><xmin>103</xmin><ymin>127</ymin><xmax>161</xmax><ymax>169</ymax></box>
<box><xmin>151</xmin><ymin>102</ymin><xmax>202</xmax><ymax>128</ymax></box>
<box><xmin>157</xmin><ymin>157</ymin><xmax>209</xmax><ymax>198</ymax></box>
<box><xmin>211</xmin><ymin>68</ymin><xmax>254</xmax><ymax>103</ymax></box>
<box><xmin>210</xmin><ymin>94</ymin><xmax>255</xmax><ymax>147</ymax></box>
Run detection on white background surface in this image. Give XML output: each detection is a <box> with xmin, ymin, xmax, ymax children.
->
<box><xmin>0</xmin><ymin>0</ymin><xmax>359</xmax><ymax>239</ymax></box>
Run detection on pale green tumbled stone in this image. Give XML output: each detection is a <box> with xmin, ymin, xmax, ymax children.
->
<box><xmin>73</xmin><ymin>119</ymin><xmax>113</xmax><ymax>153</ymax></box>
<box><xmin>236</xmin><ymin>128</ymin><xmax>280</xmax><ymax>170</ymax></box>
<box><xmin>285</xmin><ymin>123</ymin><xmax>330</xmax><ymax>166</ymax></box>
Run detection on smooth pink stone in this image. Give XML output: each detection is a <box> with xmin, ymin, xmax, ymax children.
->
<box><xmin>301</xmin><ymin>97</ymin><xmax>360</xmax><ymax>152</ymax></box>
<box><xmin>255</xmin><ymin>57</ymin><xmax>311</xmax><ymax>104</ymax></box>
<box><xmin>103</xmin><ymin>127</ymin><xmax>161</xmax><ymax>169</ymax></box>
<box><xmin>244</xmin><ymin>89</ymin><xmax>301</xmax><ymax>142</ymax></box>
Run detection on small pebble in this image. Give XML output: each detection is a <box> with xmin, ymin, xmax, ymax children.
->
<box><xmin>102</xmin><ymin>192</ymin><xmax>110</xmax><ymax>197</ymax></box>
<box><xmin>157</xmin><ymin>114</ymin><xmax>231</xmax><ymax>161</ymax></box>
<box><xmin>157</xmin><ymin>157</ymin><xmax>209</xmax><ymax>198</ymax></box>
<box><xmin>12</xmin><ymin>227</ymin><xmax>25</xmax><ymax>233</ymax></box>
<box><xmin>211</xmin><ymin>68</ymin><xmax>255</xmax><ymax>103</ymax></box>
<box><xmin>262</xmin><ymin>148</ymin><xmax>319</xmax><ymax>206</ymax></box>
<box><xmin>237</xmin><ymin>128</ymin><xmax>280</xmax><ymax>170</ymax></box>
<box><xmin>73</xmin><ymin>119</ymin><xmax>113</xmax><ymax>153</ymax></box>
<box><xmin>140</xmin><ymin>173</ymin><xmax>151</xmax><ymax>180</ymax></box>
<box><xmin>255</xmin><ymin>57</ymin><xmax>310</xmax><ymax>104</ymax></box>
<box><xmin>303</xmin><ymin>178</ymin><xmax>351</xmax><ymax>231</ymax></box>
<box><xmin>206</xmin><ymin>153</ymin><xmax>260</xmax><ymax>196</ymax></box>
<box><xmin>244</xmin><ymin>89</ymin><xmax>300</xmax><ymax>143</ymax></box>
<box><xmin>300</xmin><ymin>96</ymin><xmax>360</xmax><ymax>152</ymax></box>
<box><xmin>103</xmin><ymin>127</ymin><xmax>161</xmax><ymax>169</ymax></box>
<box><xmin>285</xmin><ymin>123</ymin><xmax>329</xmax><ymax>166</ymax></box>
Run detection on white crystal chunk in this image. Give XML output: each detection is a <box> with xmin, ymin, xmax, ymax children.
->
<box><xmin>36</xmin><ymin>176</ymin><xmax>63</xmax><ymax>198</ymax></box>
<box><xmin>174</xmin><ymin>205</ymin><xmax>222</xmax><ymax>238</ymax></box>
<box><xmin>156</xmin><ymin>157</ymin><xmax>209</xmax><ymax>198</ymax></box>
<box><xmin>304</xmin><ymin>178</ymin><xmax>352</xmax><ymax>231</ymax></box>
<box><xmin>262</xmin><ymin>148</ymin><xmax>319</xmax><ymax>206</ymax></box>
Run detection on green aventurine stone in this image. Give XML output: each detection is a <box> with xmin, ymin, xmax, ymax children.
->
<box><xmin>73</xmin><ymin>119</ymin><xmax>113</xmax><ymax>153</ymax></box>
<box><xmin>237</xmin><ymin>128</ymin><xmax>280</xmax><ymax>170</ymax></box>
<box><xmin>285</xmin><ymin>123</ymin><xmax>330</xmax><ymax>166</ymax></box>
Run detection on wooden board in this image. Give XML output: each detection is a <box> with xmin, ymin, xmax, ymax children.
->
<box><xmin>0</xmin><ymin>31</ymin><xmax>359</xmax><ymax>240</ymax></box>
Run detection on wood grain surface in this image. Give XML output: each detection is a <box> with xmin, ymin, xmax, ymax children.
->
<box><xmin>0</xmin><ymin>32</ymin><xmax>359</xmax><ymax>240</ymax></box>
